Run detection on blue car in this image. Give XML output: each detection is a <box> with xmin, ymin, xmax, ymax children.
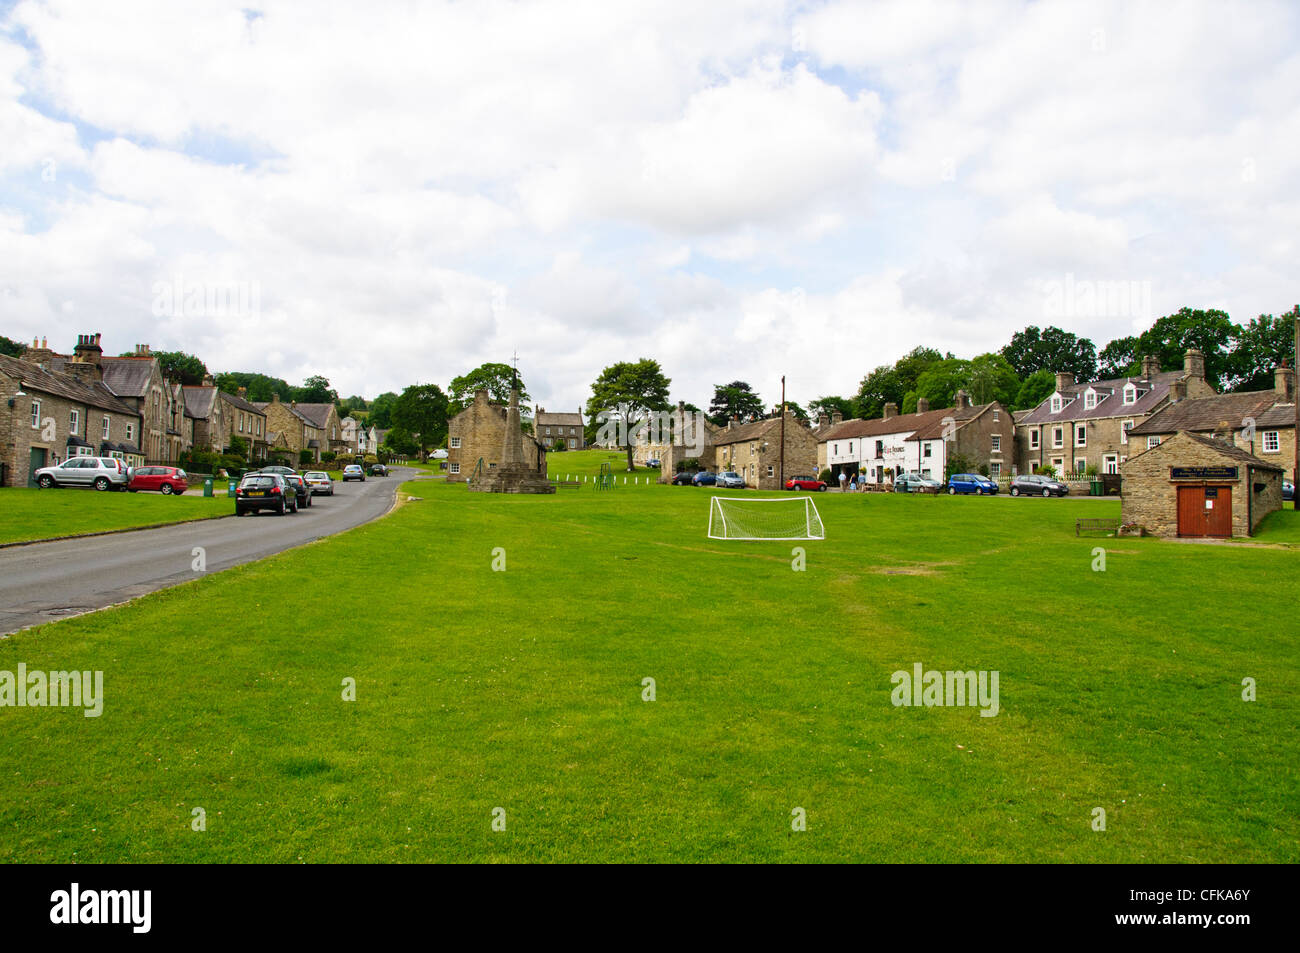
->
<box><xmin>692</xmin><ymin>471</ymin><xmax>717</xmax><ymax>486</ymax></box>
<box><xmin>947</xmin><ymin>472</ymin><xmax>998</xmax><ymax>495</ymax></box>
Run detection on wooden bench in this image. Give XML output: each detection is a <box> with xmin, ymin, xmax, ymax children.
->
<box><xmin>549</xmin><ymin>480</ymin><xmax>582</xmax><ymax>490</ymax></box>
<box><xmin>1076</xmin><ymin>517</ymin><xmax>1121</xmax><ymax>537</ymax></box>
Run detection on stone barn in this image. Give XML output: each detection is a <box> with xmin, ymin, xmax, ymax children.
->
<box><xmin>447</xmin><ymin>389</ymin><xmax>544</xmax><ymax>483</ymax></box>
<box><xmin>1121</xmin><ymin>431</ymin><xmax>1283</xmax><ymax>538</ymax></box>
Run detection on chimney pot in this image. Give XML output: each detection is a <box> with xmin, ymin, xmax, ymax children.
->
<box><xmin>916</xmin><ymin>397</ymin><xmax>930</xmax><ymax>413</ymax></box>
<box><xmin>1273</xmin><ymin>364</ymin><xmax>1294</xmax><ymax>401</ymax></box>
<box><xmin>881</xmin><ymin>403</ymin><xmax>896</xmax><ymax>421</ymax></box>
<box><xmin>831</xmin><ymin>410</ymin><xmax>844</xmax><ymax>425</ymax></box>
<box><xmin>1183</xmin><ymin>349</ymin><xmax>1205</xmax><ymax>381</ymax></box>
<box><xmin>1055</xmin><ymin>371</ymin><xmax>1075</xmax><ymax>394</ymax></box>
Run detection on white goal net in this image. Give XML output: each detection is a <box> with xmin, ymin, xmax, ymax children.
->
<box><xmin>708</xmin><ymin>496</ymin><xmax>826</xmax><ymax>540</ymax></box>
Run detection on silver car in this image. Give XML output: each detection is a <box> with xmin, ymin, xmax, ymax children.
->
<box><xmin>303</xmin><ymin>471</ymin><xmax>334</xmax><ymax>496</ymax></box>
<box><xmin>35</xmin><ymin>456</ymin><xmax>130</xmax><ymax>491</ymax></box>
<box><xmin>893</xmin><ymin>471</ymin><xmax>943</xmax><ymax>493</ymax></box>
<box><xmin>717</xmin><ymin>471</ymin><xmax>747</xmax><ymax>489</ymax></box>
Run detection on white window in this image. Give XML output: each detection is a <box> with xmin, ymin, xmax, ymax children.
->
<box><xmin>450</xmin><ymin>436</ymin><xmax>461</xmax><ymax>449</ymax></box>
<box><xmin>1030</xmin><ymin>430</ymin><xmax>1039</xmax><ymax>450</ymax></box>
<box><xmin>1121</xmin><ymin>420</ymin><xmax>1134</xmax><ymax>444</ymax></box>
<box><xmin>1075</xmin><ymin>425</ymin><xmax>1086</xmax><ymax>447</ymax></box>
<box><xmin>990</xmin><ymin>462</ymin><xmax>1001</xmax><ymax>477</ymax></box>
<box><xmin>923</xmin><ymin>443</ymin><xmax>932</xmax><ymax>458</ymax></box>
<box><xmin>1084</xmin><ymin>390</ymin><xmax>1097</xmax><ymax>410</ymax></box>
<box><xmin>569</xmin><ymin>427</ymin><xmax>575</xmax><ymax>435</ymax></box>
<box><xmin>69</xmin><ymin>409</ymin><xmax>79</xmax><ymax>434</ymax></box>
<box><xmin>1147</xmin><ymin>436</ymin><xmax>1161</xmax><ymax>449</ymax></box>
<box><xmin>568</xmin><ymin>438</ymin><xmax>575</xmax><ymax>448</ymax></box>
<box><xmin>31</xmin><ymin>399</ymin><xmax>41</xmax><ymax>428</ymax></box>
<box><xmin>102</xmin><ymin>416</ymin><xmax>111</xmax><ymax>439</ymax></box>
<box><xmin>1074</xmin><ymin>458</ymin><xmax>1086</xmax><ymax>474</ymax></box>
<box><xmin>450</xmin><ymin>462</ymin><xmax>460</xmax><ymax>474</ymax></box>
<box><xmin>1123</xmin><ymin>383</ymin><xmax>1137</xmax><ymax>405</ymax></box>
<box><xmin>991</xmin><ymin>435</ymin><xmax>1001</xmax><ymax>453</ymax></box>
<box><xmin>545</xmin><ymin>426</ymin><xmax>551</xmax><ymax>435</ymax></box>
<box><xmin>1103</xmin><ymin>454</ymin><xmax>1118</xmax><ymax>474</ymax></box>
<box><xmin>1050</xmin><ymin>395</ymin><xmax>1063</xmax><ymax>413</ymax></box>
<box><xmin>488</xmin><ymin>462</ymin><xmax>496</xmax><ymax>469</ymax></box>
<box><xmin>1262</xmin><ymin>431</ymin><xmax>1280</xmax><ymax>453</ymax></box>
<box><xmin>126</xmin><ymin>423</ymin><xmax>135</xmax><ymax>442</ymax></box>
<box><xmin>993</xmin><ymin>409</ymin><xmax>1000</xmax><ymax>422</ymax></box>
<box><xmin>766</xmin><ymin>465</ymin><xmax>774</xmax><ymax>477</ymax></box>
<box><xmin>1053</xmin><ymin>427</ymin><xmax>1064</xmax><ymax>448</ymax></box>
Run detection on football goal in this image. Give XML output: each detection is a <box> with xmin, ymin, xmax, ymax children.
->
<box><xmin>708</xmin><ymin>496</ymin><xmax>825</xmax><ymax>540</ymax></box>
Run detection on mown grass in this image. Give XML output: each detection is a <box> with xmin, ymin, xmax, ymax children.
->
<box><xmin>0</xmin><ymin>483</ymin><xmax>1296</xmax><ymax>862</ymax></box>
<box><xmin>0</xmin><ymin>487</ymin><xmax>231</xmax><ymax>545</ymax></box>
<box><xmin>548</xmin><ymin>447</ymin><xmax>661</xmax><ymax>481</ymax></box>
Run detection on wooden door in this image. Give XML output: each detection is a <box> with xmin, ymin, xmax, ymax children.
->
<box><xmin>1177</xmin><ymin>485</ymin><xmax>1205</xmax><ymax>536</ymax></box>
<box><xmin>1204</xmin><ymin>485</ymin><xmax>1232</xmax><ymax>537</ymax></box>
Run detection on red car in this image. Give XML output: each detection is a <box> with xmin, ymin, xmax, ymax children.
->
<box><xmin>785</xmin><ymin>475</ymin><xmax>828</xmax><ymax>491</ymax></box>
<box><xmin>128</xmin><ymin>466</ymin><xmax>189</xmax><ymax>495</ymax></box>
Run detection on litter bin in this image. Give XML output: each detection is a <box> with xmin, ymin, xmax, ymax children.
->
<box><xmin>203</xmin><ymin>478</ymin><xmax>213</xmax><ymax>497</ymax></box>
<box><xmin>1090</xmin><ymin>480</ymin><xmax>1103</xmax><ymax>496</ymax></box>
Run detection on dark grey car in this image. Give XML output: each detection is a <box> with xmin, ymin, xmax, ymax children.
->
<box><xmin>1009</xmin><ymin>474</ymin><xmax>1069</xmax><ymax>497</ymax></box>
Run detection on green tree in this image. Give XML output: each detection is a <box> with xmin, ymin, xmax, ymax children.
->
<box><xmin>1013</xmin><ymin>369</ymin><xmax>1057</xmax><ymax>410</ymax></box>
<box><xmin>808</xmin><ymin>395</ymin><xmax>856</xmax><ymax>422</ymax></box>
<box><xmin>778</xmin><ymin>400</ymin><xmax>809</xmax><ymax>421</ymax></box>
<box><xmin>966</xmin><ymin>353</ymin><xmax>1020</xmax><ymax>406</ymax></box>
<box><xmin>1097</xmin><ymin>336</ymin><xmax>1138</xmax><ymax>378</ymax></box>
<box><xmin>855</xmin><ymin>346</ymin><xmax>945</xmax><ymax>418</ymax></box>
<box><xmin>707</xmin><ymin>381</ymin><xmax>765</xmax><ymax>424</ymax></box>
<box><xmin>449</xmin><ymin>362</ymin><xmax>529</xmax><ymax>412</ymax></box>
<box><xmin>381</xmin><ymin>426</ymin><xmax>419</xmax><ymax>457</ymax></box>
<box><xmin>913</xmin><ymin>358</ymin><xmax>972</xmax><ymax>410</ymax></box>
<box><xmin>367</xmin><ymin>391</ymin><xmax>399</xmax><ymax>429</ymax></box>
<box><xmin>1133</xmin><ymin>307</ymin><xmax>1239</xmax><ymax>390</ymax></box>
<box><xmin>213</xmin><ymin>371</ymin><xmax>294</xmax><ymax>402</ymax></box>
<box><xmin>295</xmin><ymin>375</ymin><xmax>338</xmax><ymax>404</ymax></box>
<box><xmin>1229</xmin><ymin>307</ymin><xmax>1297</xmax><ymax>391</ymax></box>
<box><xmin>1001</xmin><ymin>326</ymin><xmax>1098</xmax><ymax>380</ymax></box>
<box><xmin>147</xmin><ymin>350</ymin><xmax>208</xmax><ymax>386</ymax></box>
<box><xmin>0</xmin><ymin>334</ymin><xmax>24</xmax><ymax>357</ymax></box>
<box><xmin>392</xmin><ymin>383</ymin><xmax>450</xmax><ymax>460</ymax></box>
<box><xmin>586</xmin><ymin>358</ymin><xmax>672</xmax><ymax>471</ymax></box>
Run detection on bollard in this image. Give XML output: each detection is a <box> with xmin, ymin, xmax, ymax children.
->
<box><xmin>203</xmin><ymin>478</ymin><xmax>213</xmax><ymax>498</ymax></box>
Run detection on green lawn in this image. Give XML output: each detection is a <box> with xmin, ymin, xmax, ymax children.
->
<box><xmin>0</xmin><ymin>487</ymin><xmax>232</xmax><ymax>545</ymax></box>
<box><xmin>1</xmin><ymin>483</ymin><xmax>1296</xmax><ymax>862</ymax></box>
<box><xmin>1250</xmin><ymin>507</ymin><xmax>1300</xmax><ymax>545</ymax></box>
<box><xmin>548</xmin><ymin>447</ymin><xmax>660</xmax><ymax>481</ymax></box>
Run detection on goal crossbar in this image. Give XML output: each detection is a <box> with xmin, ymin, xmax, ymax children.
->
<box><xmin>707</xmin><ymin>496</ymin><xmax>825</xmax><ymax>540</ymax></box>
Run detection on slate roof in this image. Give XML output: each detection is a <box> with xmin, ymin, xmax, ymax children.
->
<box><xmin>0</xmin><ymin>353</ymin><xmax>137</xmax><ymax>416</ymax></box>
<box><xmin>908</xmin><ymin>402</ymin><xmax>1000</xmax><ymax>441</ymax></box>
<box><xmin>536</xmin><ymin>411</ymin><xmax>584</xmax><ymax>428</ymax></box>
<box><xmin>1129</xmin><ymin>391</ymin><xmax>1295</xmax><ymax>436</ymax></box>
<box><xmin>182</xmin><ymin>386</ymin><xmax>218</xmax><ymax>419</ymax></box>
<box><xmin>218</xmin><ymin>390</ymin><xmax>264</xmax><ymax>415</ymax></box>
<box><xmin>1019</xmin><ymin>370</ymin><xmax>1184</xmax><ymax>425</ymax></box>
<box><xmin>99</xmin><ymin>357</ymin><xmax>156</xmax><ymax>398</ymax></box>
<box><xmin>293</xmin><ymin>403</ymin><xmax>336</xmax><ymax>429</ymax></box>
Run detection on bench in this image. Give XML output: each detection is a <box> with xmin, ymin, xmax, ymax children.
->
<box><xmin>549</xmin><ymin>480</ymin><xmax>582</xmax><ymax>490</ymax></box>
<box><xmin>1076</xmin><ymin>517</ymin><xmax>1121</xmax><ymax>537</ymax></box>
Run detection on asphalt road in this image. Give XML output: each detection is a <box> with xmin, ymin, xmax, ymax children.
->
<box><xmin>0</xmin><ymin>467</ymin><xmax>426</xmax><ymax>636</ymax></box>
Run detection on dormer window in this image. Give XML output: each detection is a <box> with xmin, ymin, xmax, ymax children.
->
<box><xmin>1083</xmin><ymin>389</ymin><xmax>1098</xmax><ymax>410</ymax></box>
<box><xmin>1122</xmin><ymin>383</ymin><xmax>1137</xmax><ymax>405</ymax></box>
<box><xmin>1050</xmin><ymin>394</ymin><xmax>1063</xmax><ymax>413</ymax></box>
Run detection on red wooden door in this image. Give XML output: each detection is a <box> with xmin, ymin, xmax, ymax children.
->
<box><xmin>1177</xmin><ymin>485</ymin><xmax>1205</xmax><ymax>536</ymax></box>
<box><xmin>1204</xmin><ymin>485</ymin><xmax>1232</xmax><ymax>537</ymax></box>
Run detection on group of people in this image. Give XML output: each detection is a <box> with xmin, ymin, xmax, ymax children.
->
<box><xmin>837</xmin><ymin>470</ymin><xmax>872</xmax><ymax>492</ymax></box>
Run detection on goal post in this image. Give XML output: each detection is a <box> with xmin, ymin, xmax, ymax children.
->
<box><xmin>707</xmin><ymin>496</ymin><xmax>825</xmax><ymax>540</ymax></box>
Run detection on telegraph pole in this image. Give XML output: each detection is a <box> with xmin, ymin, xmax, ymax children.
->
<box><xmin>779</xmin><ymin>375</ymin><xmax>786</xmax><ymax>490</ymax></box>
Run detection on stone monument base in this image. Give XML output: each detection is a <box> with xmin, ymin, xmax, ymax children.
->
<box><xmin>468</xmin><ymin>464</ymin><xmax>556</xmax><ymax>494</ymax></box>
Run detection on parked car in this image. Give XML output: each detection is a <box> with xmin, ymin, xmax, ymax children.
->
<box><xmin>255</xmin><ymin>465</ymin><xmax>297</xmax><ymax>477</ymax></box>
<box><xmin>1009</xmin><ymin>474</ymin><xmax>1070</xmax><ymax>497</ymax></box>
<box><xmin>235</xmin><ymin>473</ymin><xmax>297</xmax><ymax>515</ymax></box>
<box><xmin>692</xmin><ymin>470</ymin><xmax>717</xmax><ymax>486</ymax></box>
<box><xmin>786</xmin><ymin>475</ymin><xmax>828</xmax><ymax>491</ymax></box>
<box><xmin>35</xmin><ymin>456</ymin><xmax>130</xmax><ymax>491</ymax></box>
<box><xmin>717</xmin><ymin>471</ymin><xmax>746</xmax><ymax>489</ymax></box>
<box><xmin>342</xmin><ymin>464</ymin><xmax>366</xmax><ymax>482</ymax></box>
<box><xmin>303</xmin><ymin>471</ymin><xmax>333</xmax><ymax>496</ymax></box>
<box><xmin>671</xmin><ymin>471</ymin><xmax>695</xmax><ymax>485</ymax></box>
<box><xmin>645</xmin><ymin>459</ymin><xmax>661</xmax><ymax>468</ymax></box>
<box><xmin>369</xmin><ymin>463</ymin><xmax>388</xmax><ymax>476</ymax></box>
<box><xmin>1284</xmin><ymin>479</ymin><xmax>1295</xmax><ymax>502</ymax></box>
<box><xmin>283</xmin><ymin>473</ymin><xmax>312</xmax><ymax>508</ymax></box>
<box><xmin>128</xmin><ymin>465</ymin><xmax>188</xmax><ymax>495</ymax></box>
<box><xmin>947</xmin><ymin>472</ymin><xmax>999</xmax><ymax>495</ymax></box>
<box><xmin>893</xmin><ymin>472</ymin><xmax>943</xmax><ymax>493</ymax></box>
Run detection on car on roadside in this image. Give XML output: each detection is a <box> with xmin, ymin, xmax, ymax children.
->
<box><xmin>1009</xmin><ymin>474</ymin><xmax>1070</xmax><ymax>497</ymax></box>
<box><xmin>234</xmin><ymin>473</ymin><xmax>297</xmax><ymax>516</ymax></box>
<box><xmin>692</xmin><ymin>470</ymin><xmax>717</xmax><ymax>487</ymax></box>
<box><xmin>1284</xmin><ymin>479</ymin><xmax>1295</xmax><ymax>502</ymax></box>
<box><xmin>645</xmin><ymin>459</ymin><xmax>661</xmax><ymax>469</ymax></box>
<box><xmin>35</xmin><ymin>456</ymin><xmax>131</xmax><ymax>491</ymax></box>
<box><xmin>342</xmin><ymin>464</ymin><xmax>366</xmax><ymax>482</ymax></box>
<box><xmin>785</xmin><ymin>475</ymin><xmax>828</xmax><ymax>491</ymax></box>
<box><xmin>369</xmin><ymin>463</ymin><xmax>389</xmax><ymax>477</ymax></box>
<box><xmin>947</xmin><ymin>472</ymin><xmax>999</xmax><ymax>495</ymax></box>
<box><xmin>283</xmin><ymin>473</ymin><xmax>312</xmax><ymax>508</ymax></box>
<box><xmin>893</xmin><ymin>472</ymin><xmax>943</xmax><ymax>493</ymax></box>
<box><xmin>717</xmin><ymin>471</ymin><xmax>746</xmax><ymax>489</ymax></box>
<box><xmin>303</xmin><ymin>471</ymin><xmax>333</xmax><ymax>496</ymax></box>
<box><xmin>254</xmin><ymin>465</ymin><xmax>297</xmax><ymax>477</ymax></box>
<box><xmin>128</xmin><ymin>465</ymin><xmax>188</xmax><ymax>495</ymax></box>
<box><xmin>671</xmin><ymin>471</ymin><xmax>695</xmax><ymax>485</ymax></box>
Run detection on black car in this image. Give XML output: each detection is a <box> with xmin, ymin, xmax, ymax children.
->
<box><xmin>671</xmin><ymin>471</ymin><xmax>695</xmax><ymax>485</ymax></box>
<box><xmin>1009</xmin><ymin>474</ymin><xmax>1069</xmax><ymax>497</ymax></box>
<box><xmin>369</xmin><ymin>463</ymin><xmax>389</xmax><ymax>476</ymax></box>
<box><xmin>283</xmin><ymin>473</ymin><xmax>312</xmax><ymax>508</ymax></box>
<box><xmin>235</xmin><ymin>473</ymin><xmax>298</xmax><ymax>515</ymax></box>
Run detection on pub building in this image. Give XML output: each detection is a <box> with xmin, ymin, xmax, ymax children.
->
<box><xmin>1120</xmin><ymin>430</ymin><xmax>1284</xmax><ymax>538</ymax></box>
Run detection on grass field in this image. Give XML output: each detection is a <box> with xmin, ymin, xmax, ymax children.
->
<box><xmin>0</xmin><ymin>487</ymin><xmax>232</xmax><ymax>545</ymax></box>
<box><xmin>1</xmin><ymin>479</ymin><xmax>1296</xmax><ymax>862</ymax></box>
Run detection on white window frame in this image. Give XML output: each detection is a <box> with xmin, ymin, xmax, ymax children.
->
<box><xmin>1262</xmin><ymin>431</ymin><xmax>1280</xmax><ymax>453</ymax></box>
<box><xmin>1050</xmin><ymin>395</ymin><xmax>1063</xmax><ymax>413</ymax></box>
<box><xmin>993</xmin><ymin>409</ymin><xmax>1000</xmax><ymax>422</ymax></box>
<box><xmin>1075</xmin><ymin>425</ymin><xmax>1086</xmax><ymax>447</ymax></box>
<box><xmin>1123</xmin><ymin>383</ymin><xmax>1137</xmax><ymax>405</ymax></box>
<box><xmin>31</xmin><ymin>399</ymin><xmax>41</xmax><ymax>429</ymax></box>
<box><xmin>1121</xmin><ymin>420</ymin><xmax>1134</xmax><ymax>444</ymax></box>
<box><xmin>69</xmin><ymin>409</ymin><xmax>79</xmax><ymax>434</ymax></box>
<box><xmin>1052</xmin><ymin>427</ymin><xmax>1064</xmax><ymax>449</ymax></box>
<box><xmin>126</xmin><ymin>423</ymin><xmax>135</xmax><ymax>442</ymax></box>
<box><xmin>766</xmin><ymin>465</ymin><xmax>774</xmax><ymax>477</ymax></box>
<box><xmin>449</xmin><ymin>462</ymin><xmax>460</xmax><ymax>474</ymax></box>
<box><xmin>991</xmin><ymin>434</ymin><xmax>1001</xmax><ymax>453</ymax></box>
<box><xmin>1084</xmin><ymin>389</ymin><xmax>1097</xmax><ymax>410</ymax></box>
<box><xmin>102</xmin><ymin>416</ymin><xmax>111</xmax><ymax>439</ymax></box>
<box><xmin>1147</xmin><ymin>436</ymin><xmax>1161</xmax><ymax>449</ymax></box>
<box><xmin>1103</xmin><ymin>453</ymin><xmax>1118</xmax><ymax>474</ymax></box>
<box><xmin>990</xmin><ymin>462</ymin><xmax>1001</xmax><ymax>477</ymax></box>
<box><xmin>1030</xmin><ymin>430</ymin><xmax>1039</xmax><ymax>450</ymax></box>
<box><xmin>450</xmin><ymin>436</ymin><xmax>461</xmax><ymax>449</ymax></box>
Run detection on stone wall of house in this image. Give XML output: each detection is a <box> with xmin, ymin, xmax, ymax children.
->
<box><xmin>714</xmin><ymin>418</ymin><xmax>818</xmax><ymax>489</ymax></box>
<box><xmin>1018</xmin><ymin>414</ymin><xmax>1155</xmax><ymax>475</ymax></box>
<box><xmin>951</xmin><ymin>403</ymin><xmax>1016</xmax><ymax>478</ymax></box>
<box><xmin>447</xmin><ymin>390</ymin><xmax>540</xmax><ymax>482</ymax></box>
<box><xmin>1241</xmin><ymin>427</ymin><xmax>1295</xmax><ymax>481</ymax></box>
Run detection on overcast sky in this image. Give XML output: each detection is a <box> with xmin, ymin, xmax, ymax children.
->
<box><xmin>2</xmin><ymin>0</ymin><xmax>1297</xmax><ymax>412</ymax></box>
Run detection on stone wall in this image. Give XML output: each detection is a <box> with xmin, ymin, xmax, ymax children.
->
<box><xmin>447</xmin><ymin>390</ymin><xmax>540</xmax><ymax>482</ymax></box>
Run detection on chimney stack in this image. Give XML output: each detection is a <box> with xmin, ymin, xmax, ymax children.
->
<box><xmin>1169</xmin><ymin>380</ymin><xmax>1187</xmax><ymax>402</ymax></box>
<box><xmin>955</xmin><ymin>389</ymin><xmax>971</xmax><ymax>409</ymax></box>
<box><xmin>1141</xmin><ymin>354</ymin><xmax>1160</xmax><ymax>379</ymax></box>
<box><xmin>916</xmin><ymin>397</ymin><xmax>930</xmax><ymax>413</ymax></box>
<box><xmin>818</xmin><ymin>413</ymin><xmax>829</xmax><ymax>429</ymax></box>
<box><xmin>882</xmin><ymin>403</ymin><xmax>897</xmax><ymax>420</ymax></box>
<box><xmin>1055</xmin><ymin>371</ymin><xmax>1074</xmax><ymax>394</ymax></box>
<box><xmin>1183</xmin><ymin>349</ymin><xmax>1206</xmax><ymax>381</ymax></box>
<box><xmin>237</xmin><ymin>386</ymin><xmax>248</xmax><ymax>399</ymax></box>
<box><xmin>1274</xmin><ymin>363</ymin><xmax>1294</xmax><ymax>402</ymax></box>
<box><xmin>831</xmin><ymin>411</ymin><xmax>844</xmax><ymax>425</ymax></box>
<box><xmin>72</xmin><ymin>332</ymin><xmax>103</xmax><ymax>367</ymax></box>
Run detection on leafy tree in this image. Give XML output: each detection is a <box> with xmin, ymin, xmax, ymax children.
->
<box><xmin>855</xmin><ymin>346</ymin><xmax>944</xmax><ymax>418</ymax></box>
<box><xmin>778</xmin><ymin>400</ymin><xmax>809</xmax><ymax>421</ymax></box>
<box><xmin>1013</xmin><ymin>369</ymin><xmax>1057</xmax><ymax>410</ymax></box>
<box><xmin>381</xmin><ymin>426</ymin><xmax>419</xmax><ymax>457</ymax></box>
<box><xmin>586</xmin><ymin>358</ymin><xmax>672</xmax><ymax>471</ymax></box>
<box><xmin>0</xmin><ymin>334</ymin><xmax>25</xmax><ymax>357</ymax></box>
<box><xmin>1133</xmin><ymin>307</ymin><xmax>1239</xmax><ymax>390</ymax></box>
<box><xmin>392</xmin><ymin>384</ymin><xmax>449</xmax><ymax>460</ymax></box>
<box><xmin>1229</xmin><ymin>307</ymin><xmax>1297</xmax><ymax>391</ymax></box>
<box><xmin>228</xmin><ymin>435</ymin><xmax>250</xmax><ymax>460</ymax></box>
<box><xmin>214</xmin><ymin>371</ymin><xmax>294</xmax><ymax>402</ymax></box>
<box><xmin>708</xmin><ymin>381</ymin><xmax>764</xmax><ymax>425</ymax></box>
<box><xmin>913</xmin><ymin>358</ymin><xmax>972</xmax><ymax>410</ymax></box>
<box><xmin>1097</xmin><ymin>336</ymin><xmax>1138</xmax><ymax>378</ymax></box>
<box><xmin>1001</xmin><ymin>326</ymin><xmax>1097</xmax><ymax>380</ymax></box>
<box><xmin>295</xmin><ymin>375</ymin><xmax>337</xmax><ymax>404</ymax></box>
<box><xmin>338</xmin><ymin>395</ymin><xmax>369</xmax><ymax>420</ymax></box>
<box><xmin>966</xmin><ymin>352</ymin><xmax>1020</xmax><ymax>406</ymax></box>
<box><xmin>449</xmin><ymin>362</ymin><xmax>529</xmax><ymax>412</ymax></box>
<box><xmin>808</xmin><ymin>395</ymin><xmax>856</xmax><ymax>421</ymax></box>
<box><xmin>367</xmin><ymin>391</ymin><xmax>399</xmax><ymax>429</ymax></box>
<box><xmin>150</xmin><ymin>350</ymin><xmax>208</xmax><ymax>386</ymax></box>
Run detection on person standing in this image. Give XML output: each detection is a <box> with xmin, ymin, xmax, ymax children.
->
<box><xmin>838</xmin><ymin>470</ymin><xmax>848</xmax><ymax>492</ymax></box>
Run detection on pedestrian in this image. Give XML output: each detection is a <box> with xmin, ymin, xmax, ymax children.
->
<box><xmin>848</xmin><ymin>473</ymin><xmax>857</xmax><ymax>491</ymax></box>
<box><xmin>838</xmin><ymin>470</ymin><xmax>848</xmax><ymax>492</ymax></box>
